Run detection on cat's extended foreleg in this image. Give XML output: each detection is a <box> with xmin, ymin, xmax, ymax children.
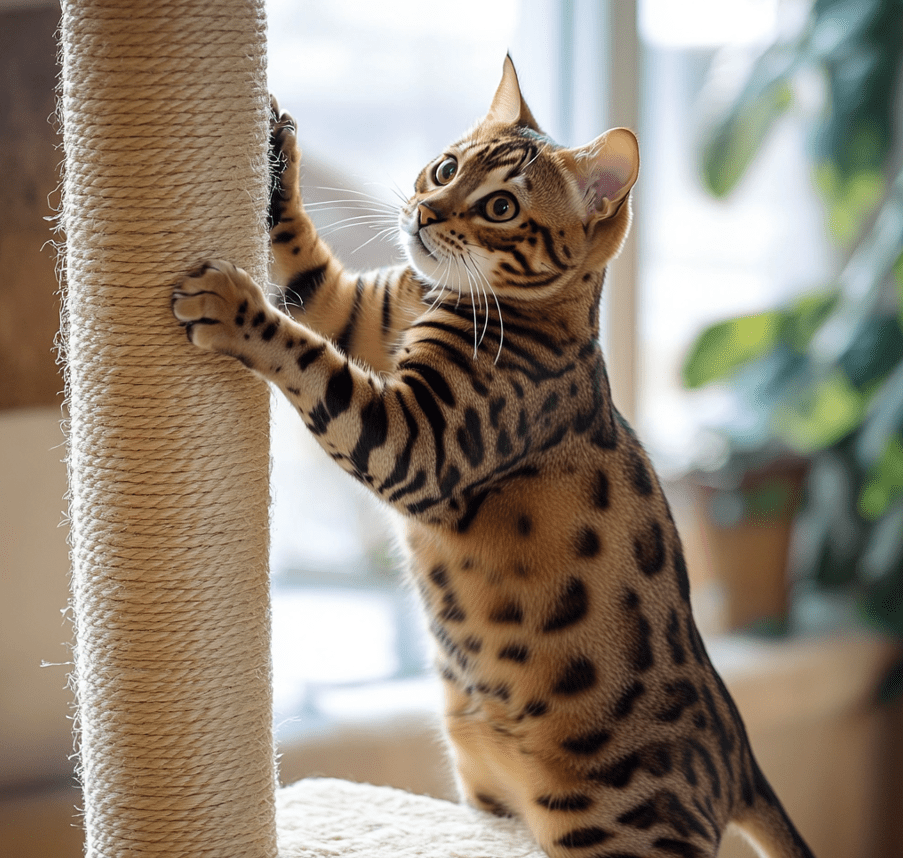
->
<box><xmin>268</xmin><ymin>101</ymin><xmax>427</xmax><ymax>373</ymax></box>
<box><xmin>173</xmin><ymin>260</ymin><xmax>487</xmax><ymax>524</ymax></box>
<box><xmin>269</xmin><ymin>98</ymin><xmax>337</xmax><ymax>299</ymax></box>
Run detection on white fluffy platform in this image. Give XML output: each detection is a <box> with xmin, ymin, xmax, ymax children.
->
<box><xmin>277</xmin><ymin>778</ymin><xmax>547</xmax><ymax>857</ymax></box>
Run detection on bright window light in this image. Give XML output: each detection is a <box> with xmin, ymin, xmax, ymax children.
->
<box><xmin>640</xmin><ymin>0</ymin><xmax>777</xmax><ymax>47</ymax></box>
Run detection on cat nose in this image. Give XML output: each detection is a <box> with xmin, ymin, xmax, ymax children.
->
<box><xmin>418</xmin><ymin>203</ymin><xmax>442</xmax><ymax>229</ymax></box>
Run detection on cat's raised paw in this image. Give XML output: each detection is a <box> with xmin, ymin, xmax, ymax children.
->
<box><xmin>172</xmin><ymin>259</ymin><xmax>272</xmax><ymax>355</ymax></box>
<box><xmin>269</xmin><ymin>95</ymin><xmax>301</xmax><ymax>229</ymax></box>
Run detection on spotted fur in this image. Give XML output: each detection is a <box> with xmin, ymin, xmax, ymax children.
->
<box><xmin>173</xmin><ymin>57</ymin><xmax>814</xmax><ymax>858</ymax></box>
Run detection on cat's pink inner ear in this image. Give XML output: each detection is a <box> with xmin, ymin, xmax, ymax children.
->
<box><xmin>574</xmin><ymin>128</ymin><xmax>639</xmax><ymax>222</ymax></box>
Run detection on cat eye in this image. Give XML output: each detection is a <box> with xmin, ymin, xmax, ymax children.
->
<box><xmin>482</xmin><ymin>192</ymin><xmax>519</xmax><ymax>223</ymax></box>
<box><xmin>434</xmin><ymin>156</ymin><xmax>458</xmax><ymax>185</ymax></box>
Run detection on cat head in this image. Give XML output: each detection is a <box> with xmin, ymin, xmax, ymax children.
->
<box><xmin>399</xmin><ymin>55</ymin><xmax>639</xmax><ymax>303</ymax></box>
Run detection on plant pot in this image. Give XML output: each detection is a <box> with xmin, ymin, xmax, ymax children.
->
<box><xmin>690</xmin><ymin>462</ymin><xmax>807</xmax><ymax>633</ymax></box>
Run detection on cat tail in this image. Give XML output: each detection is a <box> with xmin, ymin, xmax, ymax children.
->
<box><xmin>729</xmin><ymin>762</ymin><xmax>816</xmax><ymax>858</ymax></box>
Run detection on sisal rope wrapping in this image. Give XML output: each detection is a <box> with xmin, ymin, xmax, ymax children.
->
<box><xmin>60</xmin><ymin>2</ymin><xmax>276</xmax><ymax>855</ymax></box>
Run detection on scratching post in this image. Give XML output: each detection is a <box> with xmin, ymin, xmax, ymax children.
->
<box><xmin>60</xmin><ymin>1</ymin><xmax>275</xmax><ymax>855</ymax></box>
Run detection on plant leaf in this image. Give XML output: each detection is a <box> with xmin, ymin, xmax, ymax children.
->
<box><xmin>810</xmin><ymin>0</ymin><xmax>883</xmax><ymax>59</ymax></box>
<box><xmin>859</xmin><ymin>435</ymin><xmax>903</xmax><ymax>520</ymax></box>
<box><xmin>812</xmin><ymin>180</ymin><xmax>903</xmax><ymax>365</ymax></box>
<box><xmin>814</xmin><ymin>163</ymin><xmax>885</xmax><ymax>245</ymax></box>
<box><xmin>793</xmin><ymin>447</ymin><xmax>865</xmax><ymax>588</ymax></box>
<box><xmin>861</xmin><ymin>498</ymin><xmax>903</xmax><ymax>579</ymax></box>
<box><xmin>856</xmin><ymin>359</ymin><xmax>903</xmax><ymax>465</ymax></box>
<box><xmin>780</xmin><ymin>290</ymin><xmax>839</xmax><ymax>352</ymax></box>
<box><xmin>838</xmin><ymin>313</ymin><xmax>903</xmax><ymax>389</ymax></box>
<box><xmin>700</xmin><ymin>46</ymin><xmax>796</xmax><ymax>197</ymax></box>
<box><xmin>682</xmin><ymin>311</ymin><xmax>781</xmax><ymax>389</ymax></box>
<box><xmin>778</xmin><ymin>369</ymin><xmax>865</xmax><ymax>453</ymax></box>
<box><xmin>809</xmin><ymin>0</ymin><xmax>903</xmax><ymax>181</ymax></box>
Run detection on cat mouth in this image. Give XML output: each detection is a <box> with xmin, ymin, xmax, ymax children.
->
<box><xmin>413</xmin><ymin>231</ymin><xmax>436</xmax><ymax>260</ymax></box>
<box><xmin>403</xmin><ymin>231</ymin><xmax>453</xmax><ymax>293</ymax></box>
<box><xmin>399</xmin><ymin>210</ymin><xmax>436</xmax><ymax>261</ymax></box>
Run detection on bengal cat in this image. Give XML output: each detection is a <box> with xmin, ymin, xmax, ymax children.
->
<box><xmin>172</xmin><ymin>57</ymin><xmax>815</xmax><ymax>858</ymax></box>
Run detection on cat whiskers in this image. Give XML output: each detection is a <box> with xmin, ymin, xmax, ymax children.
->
<box><xmin>424</xmin><ymin>254</ymin><xmax>456</xmax><ymax>314</ymax></box>
<box><xmin>463</xmin><ymin>256</ymin><xmax>489</xmax><ymax>349</ymax></box>
<box><xmin>304</xmin><ymin>199</ymin><xmax>398</xmax><ymax>213</ymax></box>
<box><xmin>415</xmin><ymin>235</ymin><xmax>499</xmax><ymax>363</ymax></box>
<box><xmin>410</xmin><ymin>232</ymin><xmax>455</xmax><ymax>314</ymax></box>
<box><xmin>350</xmin><ymin>225</ymin><xmax>400</xmax><ymax>256</ymax></box>
<box><xmin>452</xmin><ymin>251</ymin><xmax>491</xmax><ymax>361</ymax></box>
<box><xmin>451</xmin><ymin>252</ymin><xmax>481</xmax><ymax>359</ymax></box>
<box><xmin>464</xmin><ymin>246</ymin><xmax>504</xmax><ymax>363</ymax></box>
<box><xmin>311</xmin><ymin>184</ymin><xmax>400</xmax><ymax>206</ymax></box>
<box><xmin>314</xmin><ymin>210</ymin><xmax>398</xmax><ymax>234</ymax></box>
<box><xmin>306</xmin><ymin>188</ymin><xmax>400</xmax><ymax>251</ymax></box>
<box><xmin>426</xmin><ymin>245</ymin><xmax>492</xmax><ymax>362</ymax></box>
<box><xmin>386</xmin><ymin>179</ymin><xmax>412</xmax><ymax>207</ymax></box>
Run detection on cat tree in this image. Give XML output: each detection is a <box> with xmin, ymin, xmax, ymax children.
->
<box><xmin>60</xmin><ymin>0</ymin><xmax>544</xmax><ymax>854</ymax></box>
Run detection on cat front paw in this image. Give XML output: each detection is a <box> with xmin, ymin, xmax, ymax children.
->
<box><xmin>269</xmin><ymin>95</ymin><xmax>301</xmax><ymax>230</ymax></box>
<box><xmin>172</xmin><ymin>259</ymin><xmax>276</xmax><ymax>357</ymax></box>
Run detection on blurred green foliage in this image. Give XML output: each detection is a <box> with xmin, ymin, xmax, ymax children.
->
<box><xmin>702</xmin><ymin>0</ymin><xmax>903</xmax><ymax>235</ymax></box>
<box><xmin>687</xmin><ymin>0</ymin><xmax>903</xmax><ymax>696</ymax></box>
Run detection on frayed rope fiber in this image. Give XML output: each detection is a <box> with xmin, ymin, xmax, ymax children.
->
<box><xmin>59</xmin><ymin>2</ymin><xmax>276</xmax><ymax>855</ymax></box>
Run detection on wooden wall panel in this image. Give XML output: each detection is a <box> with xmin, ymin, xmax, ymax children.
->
<box><xmin>0</xmin><ymin>7</ymin><xmax>63</xmax><ymax>409</ymax></box>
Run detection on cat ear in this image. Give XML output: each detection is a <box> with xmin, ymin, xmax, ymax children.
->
<box><xmin>485</xmin><ymin>54</ymin><xmax>542</xmax><ymax>132</ymax></box>
<box><xmin>560</xmin><ymin>128</ymin><xmax>639</xmax><ymax>224</ymax></box>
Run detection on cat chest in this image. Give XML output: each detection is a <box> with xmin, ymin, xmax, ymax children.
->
<box><xmin>405</xmin><ymin>512</ymin><xmax>629</xmax><ymax>717</ymax></box>
<box><xmin>403</xmin><ymin>461</ymin><xmax>689</xmax><ymax>717</ymax></box>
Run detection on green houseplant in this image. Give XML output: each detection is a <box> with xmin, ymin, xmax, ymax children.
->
<box><xmin>683</xmin><ymin>0</ymin><xmax>903</xmax><ymax>697</ymax></box>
